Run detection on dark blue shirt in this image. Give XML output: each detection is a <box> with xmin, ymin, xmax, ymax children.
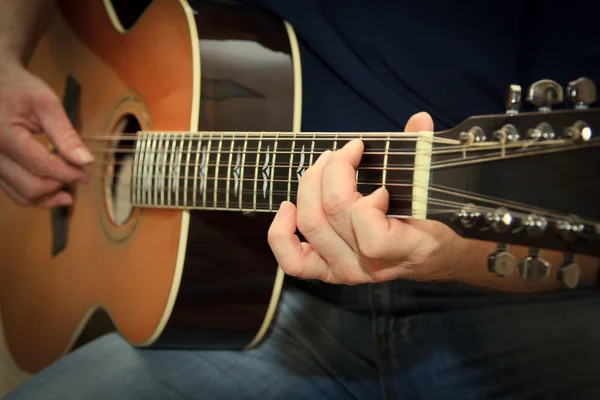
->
<box><xmin>240</xmin><ymin>0</ymin><xmax>600</xmax><ymax>133</ymax></box>
<box><xmin>235</xmin><ymin>0</ymin><xmax>600</xmax><ymax>301</ymax></box>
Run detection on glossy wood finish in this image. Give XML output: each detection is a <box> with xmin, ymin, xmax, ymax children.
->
<box><xmin>0</xmin><ymin>0</ymin><xmax>198</xmax><ymax>372</ymax></box>
<box><xmin>152</xmin><ymin>0</ymin><xmax>295</xmax><ymax>348</ymax></box>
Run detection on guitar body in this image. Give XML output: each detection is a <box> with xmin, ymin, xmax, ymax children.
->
<box><xmin>0</xmin><ymin>0</ymin><xmax>299</xmax><ymax>373</ymax></box>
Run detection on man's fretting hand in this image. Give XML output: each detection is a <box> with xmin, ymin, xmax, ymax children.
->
<box><xmin>267</xmin><ymin>112</ymin><xmax>465</xmax><ymax>285</ymax></box>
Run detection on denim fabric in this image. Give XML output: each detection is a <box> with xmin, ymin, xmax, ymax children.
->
<box><xmin>4</xmin><ymin>281</ymin><xmax>600</xmax><ymax>400</ymax></box>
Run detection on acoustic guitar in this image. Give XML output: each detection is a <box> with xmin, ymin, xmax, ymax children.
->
<box><xmin>1</xmin><ymin>0</ymin><xmax>599</xmax><ymax>374</ymax></box>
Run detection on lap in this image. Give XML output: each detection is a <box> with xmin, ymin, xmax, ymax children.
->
<box><xmin>379</xmin><ymin>281</ymin><xmax>600</xmax><ymax>399</ymax></box>
<box><xmin>5</xmin><ymin>282</ymin><xmax>600</xmax><ymax>400</ymax></box>
<box><xmin>3</xmin><ymin>287</ymin><xmax>381</xmax><ymax>400</ymax></box>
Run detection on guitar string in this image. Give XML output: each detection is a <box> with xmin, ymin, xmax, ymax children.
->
<box><xmin>120</xmin><ymin>186</ymin><xmax>595</xmax><ymax>226</ymax></box>
<box><xmin>101</xmin><ymin>154</ymin><xmax>592</xmax><ymax>222</ymax></box>
<box><xmin>104</xmin><ymin>174</ymin><xmax>595</xmax><ymax>224</ymax></box>
<box><xmin>84</xmin><ymin>139</ymin><xmax>586</xmax><ymax>158</ymax></box>
<box><xmin>93</xmin><ymin>141</ymin><xmax>593</xmax><ymax>174</ymax></box>
<box><xmin>83</xmin><ymin>136</ymin><xmax>592</xmax><ymax>155</ymax></box>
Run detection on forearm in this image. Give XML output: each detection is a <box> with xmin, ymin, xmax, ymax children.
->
<box><xmin>0</xmin><ymin>0</ymin><xmax>57</xmax><ymax>65</ymax></box>
<box><xmin>450</xmin><ymin>238</ymin><xmax>599</xmax><ymax>293</ymax></box>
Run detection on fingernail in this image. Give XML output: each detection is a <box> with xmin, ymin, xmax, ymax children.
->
<box><xmin>276</xmin><ymin>201</ymin><xmax>292</xmax><ymax>218</ymax></box>
<box><xmin>315</xmin><ymin>150</ymin><xmax>332</xmax><ymax>165</ymax></box>
<box><xmin>74</xmin><ymin>147</ymin><xmax>94</xmax><ymax>164</ymax></box>
<box><xmin>57</xmin><ymin>195</ymin><xmax>73</xmax><ymax>207</ymax></box>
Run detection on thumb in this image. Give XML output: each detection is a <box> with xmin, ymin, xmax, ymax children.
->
<box><xmin>34</xmin><ymin>91</ymin><xmax>94</xmax><ymax>166</ymax></box>
<box><xmin>404</xmin><ymin>111</ymin><xmax>434</xmax><ymax>133</ymax></box>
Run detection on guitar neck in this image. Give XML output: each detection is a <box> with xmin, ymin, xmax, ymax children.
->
<box><xmin>130</xmin><ymin>130</ymin><xmax>434</xmax><ymax>218</ymax></box>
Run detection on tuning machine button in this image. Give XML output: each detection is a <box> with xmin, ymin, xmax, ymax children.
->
<box><xmin>488</xmin><ymin>243</ymin><xmax>516</xmax><ymax>277</ymax></box>
<box><xmin>527</xmin><ymin>79</ymin><xmax>563</xmax><ymax>112</ymax></box>
<box><xmin>459</xmin><ymin>126</ymin><xmax>486</xmax><ymax>145</ymax></box>
<box><xmin>555</xmin><ymin>216</ymin><xmax>586</xmax><ymax>242</ymax></box>
<box><xmin>493</xmin><ymin>124</ymin><xmax>520</xmax><ymax>143</ymax></box>
<box><xmin>456</xmin><ymin>203</ymin><xmax>480</xmax><ymax>228</ymax></box>
<box><xmin>527</xmin><ymin>122</ymin><xmax>555</xmax><ymax>140</ymax></box>
<box><xmin>556</xmin><ymin>253</ymin><xmax>581</xmax><ymax>290</ymax></box>
<box><xmin>518</xmin><ymin>249</ymin><xmax>551</xmax><ymax>282</ymax></box>
<box><xmin>485</xmin><ymin>207</ymin><xmax>514</xmax><ymax>233</ymax></box>
<box><xmin>566</xmin><ymin>77</ymin><xmax>597</xmax><ymax>110</ymax></box>
<box><xmin>563</xmin><ymin>120</ymin><xmax>593</xmax><ymax>141</ymax></box>
<box><xmin>505</xmin><ymin>84</ymin><xmax>522</xmax><ymax>115</ymax></box>
<box><xmin>523</xmin><ymin>214</ymin><xmax>548</xmax><ymax>237</ymax></box>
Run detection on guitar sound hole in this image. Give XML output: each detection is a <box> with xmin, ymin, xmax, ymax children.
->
<box><xmin>103</xmin><ymin>114</ymin><xmax>140</xmax><ymax>226</ymax></box>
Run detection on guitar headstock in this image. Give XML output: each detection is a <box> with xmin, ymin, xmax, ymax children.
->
<box><xmin>429</xmin><ymin>77</ymin><xmax>600</xmax><ymax>288</ymax></box>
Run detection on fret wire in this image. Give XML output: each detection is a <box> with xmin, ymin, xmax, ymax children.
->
<box><xmin>269</xmin><ymin>132</ymin><xmax>279</xmax><ymax>212</ymax></box>
<box><xmin>158</xmin><ymin>135</ymin><xmax>165</xmax><ymax>206</ymax></box>
<box><xmin>225</xmin><ymin>138</ymin><xmax>235</xmax><ymax>209</ymax></box>
<box><xmin>176</xmin><ymin>136</ymin><xmax>185</xmax><ymax>206</ymax></box>
<box><xmin>202</xmin><ymin>135</ymin><xmax>210</xmax><ymax>208</ymax></box>
<box><xmin>192</xmin><ymin>135</ymin><xmax>202</xmax><ymax>208</ymax></box>
<box><xmin>239</xmin><ymin>132</ymin><xmax>249</xmax><ymax>210</ymax></box>
<box><xmin>168</xmin><ymin>136</ymin><xmax>177</xmax><ymax>206</ymax></box>
<box><xmin>309</xmin><ymin>132</ymin><xmax>317</xmax><ymax>168</ymax></box>
<box><xmin>183</xmin><ymin>136</ymin><xmax>193</xmax><ymax>207</ymax></box>
<box><xmin>161</xmin><ymin>135</ymin><xmax>168</xmax><ymax>206</ymax></box>
<box><xmin>148</xmin><ymin>133</ymin><xmax>158</xmax><ymax>206</ymax></box>
<box><xmin>333</xmin><ymin>132</ymin><xmax>339</xmax><ymax>151</ymax></box>
<box><xmin>156</xmin><ymin>133</ymin><xmax>164</xmax><ymax>206</ymax></box>
<box><xmin>139</xmin><ymin>133</ymin><xmax>147</xmax><ymax>204</ymax></box>
<box><xmin>287</xmin><ymin>132</ymin><xmax>296</xmax><ymax>202</ymax></box>
<box><xmin>132</xmin><ymin>134</ymin><xmax>143</xmax><ymax>204</ymax></box>
<box><xmin>213</xmin><ymin>137</ymin><xmax>223</xmax><ymax>208</ymax></box>
<box><xmin>253</xmin><ymin>132</ymin><xmax>264</xmax><ymax>211</ymax></box>
<box><xmin>382</xmin><ymin>133</ymin><xmax>390</xmax><ymax>187</ymax></box>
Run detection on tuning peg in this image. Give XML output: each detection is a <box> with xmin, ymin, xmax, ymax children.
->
<box><xmin>527</xmin><ymin>79</ymin><xmax>563</xmax><ymax>112</ymax></box>
<box><xmin>563</xmin><ymin>120</ymin><xmax>593</xmax><ymax>141</ymax></box>
<box><xmin>566</xmin><ymin>77</ymin><xmax>596</xmax><ymax>109</ymax></box>
<box><xmin>487</xmin><ymin>244</ymin><xmax>516</xmax><ymax>277</ymax></box>
<box><xmin>556</xmin><ymin>253</ymin><xmax>581</xmax><ymax>289</ymax></box>
<box><xmin>517</xmin><ymin>248</ymin><xmax>551</xmax><ymax>282</ymax></box>
<box><xmin>523</xmin><ymin>214</ymin><xmax>548</xmax><ymax>236</ymax></box>
<box><xmin>505</xmin><ymin>84</ymin><xmax>522</xmax><ymax>115</ymax></box>
<box><xmin>456</xmin><ymin>203</ymin><xmax>481</xmax><ymax>228</ymax></box>
<box><xmin>484</xmin><ymin>207</ymin><xmax>513</xmax><ymax>233</ymax></box>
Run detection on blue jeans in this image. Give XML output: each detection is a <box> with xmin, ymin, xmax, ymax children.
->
<box><xmin>4</xmin><ymin>280</ymin><xmax>600</xmax><ymax>399</ymax></box>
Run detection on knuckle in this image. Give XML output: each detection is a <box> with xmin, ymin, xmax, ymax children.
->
<box><xmin>29</xmin><ymin>154</ymin><xmax>52</xmax><ymax>176</ymax></box>
<box><xmin>296</xmin><ymin>215</ymin><xmax>321</xmax><ymax>237</ymax></box>
<box><xmin>279</xmin><ymin>260</ymin><xmax>305</xmax><ymax>279</ymax></box>
<box><xmin>12</xmin><ymin>195</ymin><xmax>32</xmax><ymax>206</ymax></box>
<box><xmin>322</xmin><ymin>192</ymin><xmax>347</xmax><ymax>217</ymax></box>
<box><xmin>33</xmin><ymin>90</ymin><xmax>59</xmax><ymax>110</ymax></box>
<box><xmin>358</xmin><ymin>235</ymin><xmax>384</xmax><ymax>259</ymax></box>
<box><xmin>54</xmin><ymin>130</ymin><xmax>81</xmax><ymax>149</ymax></box>
<box><xmin>266</xmin><ymin>226</ymin><xmax>283</xmax><ymax>246</ymax></box>
<box><xmin>22</xmin><ymin>180</ymin><xmax>57</xmax><ymax>200</ymax></box>
<box><xmin>342</xmin><ymin>272</ymin><xmax>363</xmax><ymax>286</ymax></box>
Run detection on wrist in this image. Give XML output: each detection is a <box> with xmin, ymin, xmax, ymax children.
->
<box><xmin>0</xmin><ymin>50</ymin><xmax>23</xmax><ymax>72</ymax></box>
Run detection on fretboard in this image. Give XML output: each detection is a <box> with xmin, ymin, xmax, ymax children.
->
<box><xmin>130</xmin><ymin>131</ymin><xmax>434</xmax><ymax>218</ymax></box>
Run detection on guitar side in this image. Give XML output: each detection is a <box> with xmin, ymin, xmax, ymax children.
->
<box><xmin>0</xmin><ymin>0</ymin><xmax>299</xmax><ymax>374</ymax></box>
<box><xmin>150</xmin><ymin>0</ymin><xmax>301</xmax><ymax>350</ymax></box>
